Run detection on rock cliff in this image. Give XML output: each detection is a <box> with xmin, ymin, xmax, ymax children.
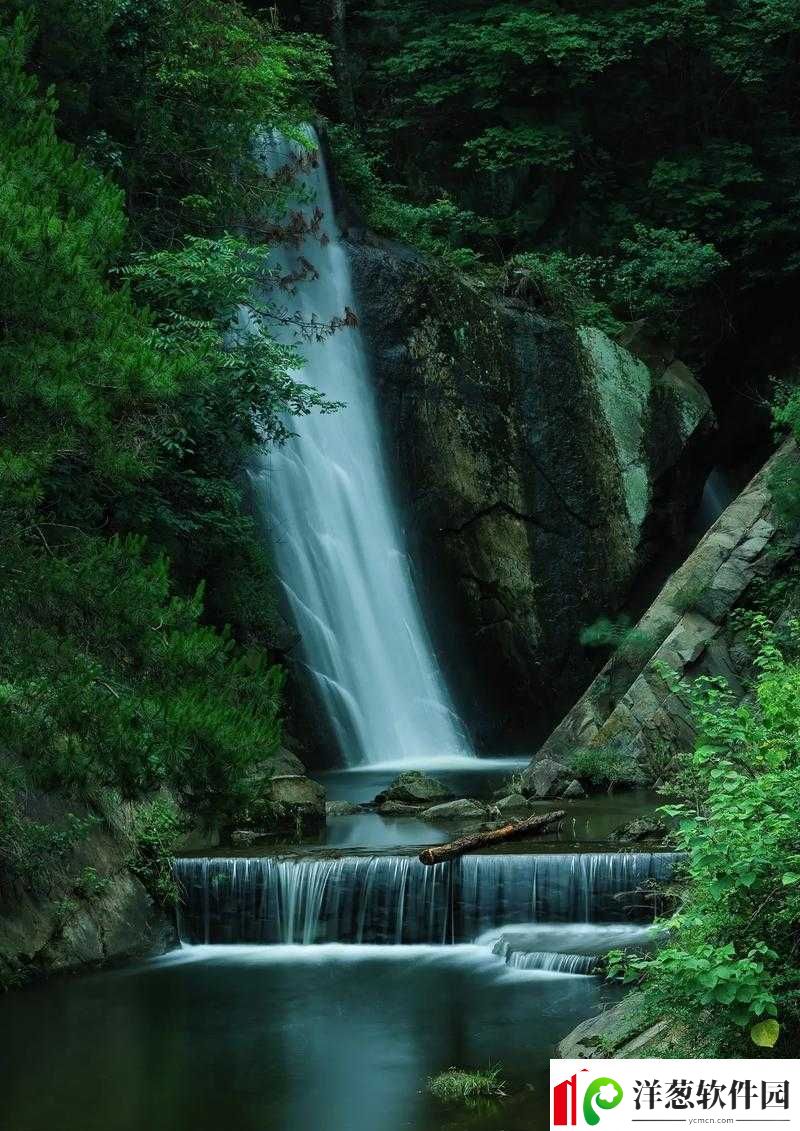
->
<box><xmin>524</xmin><ymin>441</ymin><xmax>800</xmax><ymax>784</ymax></box>
<box><xmin>348</xmin><ymin>238</ymin><xmax>714</xmax><ymax>746</ymax></box>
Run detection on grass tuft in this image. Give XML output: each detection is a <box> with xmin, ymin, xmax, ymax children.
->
<box><xmin>428</xmin><ymin>1065</ymin><xmax>506</xmax><ymax>1102</ymax></box>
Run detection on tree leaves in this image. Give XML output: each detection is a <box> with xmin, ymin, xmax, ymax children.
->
<box><xmin>750</xmin><ymin>1020</ymin><xmax>780</xmax><ymax>1048</ymax></box>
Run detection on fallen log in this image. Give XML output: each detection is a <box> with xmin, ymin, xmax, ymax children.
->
<box><xmin>418</xmin><ymin>810</ymin><xmax>566</xmax><ymax>866</ymax></box>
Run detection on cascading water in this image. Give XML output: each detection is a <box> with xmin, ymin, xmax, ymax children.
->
<box><xmin>247</xmin><ymin>127</ymin><xmax>470</xmax><ymax>768</ymax></box>
<box><xmin>173</xmin><ymin>852</ymin><xmax>675</xmax><ymax>946</ymax></box>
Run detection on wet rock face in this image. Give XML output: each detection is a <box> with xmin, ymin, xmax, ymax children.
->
<box><xmin>347</xmin><ymin>238</ymin><xmax>714</xmax><ymax>748</ymax></box>
<box><xmin>0</xmin><ymin>779</ymin><xmax>174</xmax><ymax>983</ymax></box>
<box><xmin>530</xmin><ymin>442</ymin><xmax>800</xmax><ymax>781</ymax></box>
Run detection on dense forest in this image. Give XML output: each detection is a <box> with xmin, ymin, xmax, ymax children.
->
<box><xmin>1</xmin><ymin>0</ymin><xmax>799</xmax><ymax>1104</ymax></box>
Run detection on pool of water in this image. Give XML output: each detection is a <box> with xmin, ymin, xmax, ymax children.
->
<box><xmin>0</xmin><ymin>944</ymin><xmax>617</xmax><ymax>1131</ymax></box>
<box><xmin>320</xmin><ymin>788</ymin><xmax>663</xmax><ymax>850</ymax></box>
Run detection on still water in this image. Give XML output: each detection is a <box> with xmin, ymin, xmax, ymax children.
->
<box><xmin>0</xmin><ymin>943</ymin><xmax>616</xmax><ymax>1131</ymax></box>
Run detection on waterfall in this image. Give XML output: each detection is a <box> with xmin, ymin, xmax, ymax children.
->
<box><xmin>487</xmin><ymin>923</ymin><xmax>658</xmax><ymax>976</ymax></box>
<box><xmin>174</xmin><ymin>853</ymin><xmax>676</xmax><ymax>946</ymax></box>
<box><xmin>246</xmin><ymin>127</ymin><xmax>470</xmax><ymax>768</ymax></box>
<box><xmin>502</xmin><ymin>950</ymin><xmax>600</xmax><ymax>975</ymax></box>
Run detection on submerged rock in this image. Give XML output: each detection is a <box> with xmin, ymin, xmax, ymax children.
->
<box><xmin>375</xmin><ymin>800</ymin><xmax>427</xmax><ymax>816</ymax></box>
<box><xmin>420</xmin><ymin>798</ymin><xmax>487</xmax><ymax>820</ymax></box>
<box><xmin>325</xmin><ymin>800</ymin><xmax>363</xmax><ymax>817</ymax></box>
<box><xmin>374</xmin><ymin>771</ymin><xmax>453</xmax><ymax>806</ymax></box>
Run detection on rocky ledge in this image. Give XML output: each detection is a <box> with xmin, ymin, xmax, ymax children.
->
<box><xmin>527</xmin><ymin>441</ymin><xmax>800</xmax><ymax>785</ymax></box>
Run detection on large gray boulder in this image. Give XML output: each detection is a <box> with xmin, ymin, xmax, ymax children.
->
<box><xmin>420</xmin><ymin>798</ymin><xmax>487</xmax><ymax>820</ymax></box>
<box><xmin>348</xmin><ymin>238</ymin><xmax>714</xmax><ymax>746</ymax></box>
<box><xmin>374</xmin><ymin>771</ymin><xmax>453</xmax><ymax>806</ymax></box>
<box><xmin>528</xmin><ymin>442</ymin><xmax>800</xmax><ymax>782</ymax></box>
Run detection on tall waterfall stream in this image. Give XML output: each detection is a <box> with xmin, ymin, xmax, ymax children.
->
<box><xmin>248</xmin><ymin>127</ymin><xmax>471</xmax><ymax>769</ymax></box>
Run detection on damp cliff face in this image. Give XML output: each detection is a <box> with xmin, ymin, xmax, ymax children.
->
<box><xmin>347</xmin><ymin>239</ymin><xmax>714</xmax><ymax>748</ymax></box>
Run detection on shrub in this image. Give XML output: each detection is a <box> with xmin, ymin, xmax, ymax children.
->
<box><xmin>129</xmin><ymin>796</ymin><xmax>183</xmax><ymax>906</ymax></box>
<box><xmin>569</xmin><ymin>747</ymin><xmax>642</xmax><ymax>789</ymax></box>
<box><xmin>610</xmin><ymin>614</ymin><xmax>800</xmax><ymax>1052</ymax></box>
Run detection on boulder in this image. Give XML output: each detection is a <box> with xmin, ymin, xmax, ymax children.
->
<box><xmin>374</xmin><ymin>771</ymin><xmax>453</xmax><ymax>806</ymax></box>
<box><xmin>244</xmin><ymin>747</ymin><xmax>327</xmax><ymax>837</ymax></box>
<box><xmin>262</xmin><ymin>774</ymin><xmax>326</xmax><ymax>836</ymax></box>
<box><xmin>349</xmin><ymin>238</ymin><xmax>714</xmax><ymax>746</ymax></box>
<box><xmin>609</xmin><ymin>817</ymin><xmax>668</xmax><ymax>843</ymax></box>
<box><xmin>494</xmin><ymin>792</ymin><xmax>532</xmax><ymax>814</ymax></box>
<box><xmin>420</xmin><ymin>798</ymin><xmax>487</xmax><ymax>821</ymax></box>
<box><xmin>557</xmin><ymin>993</ymin><xmax>671</xmax><ymax>1059</ymax></box>
<box><xmin>249</xmin><ymin>746</ymin><xmax>307</xmax><ymax>781</ymax></box>
<box><xmin>520</xmin><ymin>756</ymin><xmax>572</xmax><ymax>799</ymax></box>
<box><xmin>0</xmin><ymin>772</ymin><xmax>174</xmax><ymax>984</ymax></box>
<box><xmin>561</xmin><ymin>779</ymin><xmax>586</xmax><ymax>799</ymax></box>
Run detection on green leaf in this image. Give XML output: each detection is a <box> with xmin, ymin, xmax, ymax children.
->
<box><xmin>750</xmin><ymin>1020</ymin><xmax>780</xmax><ymax>1048</ymax></box>
<box><xmin>781</xmin><ymin>872</ymin><xmax>800</xmax><ymax>885</ymax></box>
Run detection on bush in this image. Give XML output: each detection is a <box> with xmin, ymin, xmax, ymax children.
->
<box><xmin>569</xmin><ymin>747</ymin><xmax>642</xmax><ymax>789</ymax></box>
<box><xmin>129</xmin><ymin>796</ymin><xmax>183</xmax><ymax>906</ymax></box>
<box><xmin>610</xmin><ymin>613</ymin><xmax>800</xmax><ymax>1053</ymax></box>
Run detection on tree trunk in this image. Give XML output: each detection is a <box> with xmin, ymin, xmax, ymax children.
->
<box><xmin>418</xmin><ymin>810</ymin><xmax>565</xmax><ymax>866</ymax></box>
<box><xmin>331</xmin><ymin>0</ymin><xmax>356</xmax><ymax>125</ymax></box>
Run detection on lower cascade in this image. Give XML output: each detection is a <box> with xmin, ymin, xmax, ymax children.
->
<box><xmin>174</xmin><ymin>852</ymin><xmax>675</xmax><ymax>947</ymax></box>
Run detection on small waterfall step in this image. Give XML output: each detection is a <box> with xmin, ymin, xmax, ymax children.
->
<box><xmin>174</xmin><ymin>852</ymin><xmax>676</xmax><ymax>946</ymax></box>
<box><xmin>486</xmin><ymin>922</ymin><xmax>661</xmax><ymax>977</ymax></box>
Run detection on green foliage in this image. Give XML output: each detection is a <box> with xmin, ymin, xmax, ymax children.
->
<box><xmin>129</xmin><ymin>795</ymin><xmax>182</xmax><ymax>904</ymax></box>
<box><xmin>327</xmin><ymin>124</ymin><xmax>487</xmax><ymax>269</ymax></box>
<box><xmin>580</xmin><ymin>615</ymin><xmax>655</xmax><ymax>660</ymax></box>
<box><xmin>609</xmin><ymin>226</ymin><xmax>727</xmax><ymax>335</ymax></box>
<box><xmin>345</xmin><ymin>0</ymin><xmax>800</xmax><ymax>341</ymax></box>
<box><xmin>0</xmin><ymin>763</ymin><xmax>99</xmax><ymax>890</ymax></box>
<box><xmin>0</xmin><ymin>7</ymin><xmax>331</xmax><ymax>864</ymax></box>
<box><xmin>0</xmin><ymin>535</ymin><xmax>284</xmax><ymax>814</ymax></box>
<box><xmin>502</xmin><ymin>252</ymin><xmax>620</xmax><ymax>334</ymax></box>
<box><xmin>13</xmin><ymin>0</ymin><xmax>331</xmax><ymax>243</ymax></box>
<box><xmin>610</xmin><ymin>613</ymin><xmax>800</xmax><ymax>1051</ymax></box>
<box><xmin>428</xmin><ymin>1066</ymin><xmax>506</xmax><ymax>1103</ymax></box>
